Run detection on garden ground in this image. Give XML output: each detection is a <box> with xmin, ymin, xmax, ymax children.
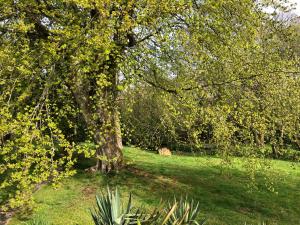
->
<box><xmin>9</xmin><ymin>147</ymin><xmax>300</xmax><ymax>225</ymax></box>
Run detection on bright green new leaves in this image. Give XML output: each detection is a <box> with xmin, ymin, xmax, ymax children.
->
<box><xmin>0</xmin><ymin>104</ymin><xmax>75</xmax><ymax>210</ymax></box>
<box><xmin>120</xmin><ymin>0</ymin><xmax>300</xmax><ymax>165</ymax></box>
<box><xmin>1</xmin><ymin>0</ymin><xmax>299</xmax><ymax>212</ymax></box>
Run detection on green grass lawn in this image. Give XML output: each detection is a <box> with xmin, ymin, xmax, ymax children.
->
<box><xmin>9</xmin><ymin>147</ymin><xmax>300</xmax><ymax>225</ymax></box>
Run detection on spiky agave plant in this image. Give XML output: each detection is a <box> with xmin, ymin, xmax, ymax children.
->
<box><xmin>161</xmin><ymin>197</ymin><xmax>206</xmax><ymax>225</ymax></box>
<box><xmin>91</xmin><ymin>187</ymin><xmax>159</xmax><ymax>225</ymax></box>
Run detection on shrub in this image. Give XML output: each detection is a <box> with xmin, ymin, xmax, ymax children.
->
<box><xmin>162</xmin><ymin>197</ymin><xmax>205</xmax><ymax>225</ymax></box>
<box><xmin>91</xmin><ymin>187</ymin><xmax>159</xmax><ymax>225</ymax></box>
<box><xmin>91</xmin><ymin>187</ymin><xmax>206</xmax><ymax>225</ymax></box>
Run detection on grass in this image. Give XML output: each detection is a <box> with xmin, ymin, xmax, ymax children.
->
<box><xmin>9</xmin><ymin>147</ymin><xmax>300</xmax><ymax>225</ymax></box>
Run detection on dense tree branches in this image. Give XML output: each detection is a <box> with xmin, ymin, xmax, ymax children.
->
<box><xmin>0</xmin><ymin>0</ymin><xmax>299</xmax><ymax>211</ymax></box>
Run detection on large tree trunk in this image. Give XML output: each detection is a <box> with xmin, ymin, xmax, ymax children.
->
<box><xmin>70</xmin><ymin>63</ymin><xmax>124</xmax><ymax>173</ymax></box>
<box><xmin>93</xmin><ymin>51</ymin><xmax>124</xmax><ymax>172</ymax></box>
<box><xmin>94</xmin><ymin>107</ymin><xmax>123</xmax><ymax>173</ymax></box>
<box><xmin>68</xmin><ymin>5</ymin><xmax>131</xmax><ymax>172</ymax></box>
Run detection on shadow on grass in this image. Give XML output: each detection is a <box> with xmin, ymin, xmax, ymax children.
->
<box><xmin>10</xmin><ymin>149</ymin><xmax>300</xmax><ymax>225</ymax></box>
<box><xmin>97</xmin><ymin>152</ymin><xmax>300</xmax><ymax>225</ymax></box>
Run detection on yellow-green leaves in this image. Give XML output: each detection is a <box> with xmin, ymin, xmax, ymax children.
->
<box><xmin>1</xmin><ymin>0</ymin><xmax>299</xmax><ymax>211</ymax></box>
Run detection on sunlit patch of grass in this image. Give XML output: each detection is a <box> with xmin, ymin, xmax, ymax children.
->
<box><xmin>9</xmin><ymin>147</ymin><xmax>300</xmax><ymax>225</ymax></box>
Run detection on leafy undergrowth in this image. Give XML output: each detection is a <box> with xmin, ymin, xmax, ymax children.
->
<box><xmin>9</xmin><ymin>147</ymin><xmax>300</xmax><ymax>225</ymax></box>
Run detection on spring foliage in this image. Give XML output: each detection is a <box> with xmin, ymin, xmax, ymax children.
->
<box><xmin>0</xmin><ymin>0</ymin><xmax>299</xmax><ymax>210</ymax></box>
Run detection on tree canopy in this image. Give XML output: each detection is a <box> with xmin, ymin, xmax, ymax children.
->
<box><xmin>0</xmin><ymin>0</ymin><xmax>299</xmax><ymax>210</ymax></box>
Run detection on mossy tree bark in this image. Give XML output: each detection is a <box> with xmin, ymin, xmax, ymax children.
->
<box><xmin>71</xmin><ymin>47</ymin><xmax>124</xmax><ymax>173</ymax></box>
